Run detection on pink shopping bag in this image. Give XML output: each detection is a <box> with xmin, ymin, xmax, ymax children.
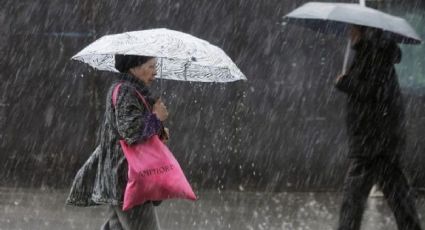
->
<box><xmin>112</xmin><ymin>83</ymin><xmax>196</xmax><ymax>211</ymax></box>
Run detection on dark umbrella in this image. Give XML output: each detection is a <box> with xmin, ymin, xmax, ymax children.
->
<box><xmin>283</xmin><ymin>2</ymin><xmax>421</xmax><ymax>44</ymax></box>
<box><xmin>283</xmin><ymin>1</ymin><xmax>422</xmax><ymax>73</ymax></box>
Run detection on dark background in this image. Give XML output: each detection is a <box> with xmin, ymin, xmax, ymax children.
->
<box><xmin>1</xmin><ymin>0</ymin><xmax>424</xmax><ymax>192</ymax></box>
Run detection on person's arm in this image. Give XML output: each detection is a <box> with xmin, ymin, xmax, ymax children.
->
<box><xmin>114</xmin><ymin>85</ymin><xmax>162</xmax><ymax>145</ymax></box>
<box><xmin>335</xmin><ymin>53</ymin><xmax>381</xmax><ymax>101</ymax></box>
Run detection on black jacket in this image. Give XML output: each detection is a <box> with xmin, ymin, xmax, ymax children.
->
<box><xmin>336</xmin><ymin>39</ymin><xmax>405</xmax><ymax>158</ymax></box>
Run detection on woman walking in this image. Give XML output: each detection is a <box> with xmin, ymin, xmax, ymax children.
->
<box><xmin>67</xmin><ymin>54</ymin><xmax>169</xmax><ymax>230</ymax></box>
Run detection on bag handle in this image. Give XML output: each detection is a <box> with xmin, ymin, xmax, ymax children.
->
<box><xmin>112</xmin><ymin>82</ymin><xmax>152</xmax><ymax>112</ymax></box>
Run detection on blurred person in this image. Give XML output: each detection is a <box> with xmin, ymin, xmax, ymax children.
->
<box><xmin>335</xmin><ymin>25</ymin><xmax>422</xmax><ymax>230</ymax></box>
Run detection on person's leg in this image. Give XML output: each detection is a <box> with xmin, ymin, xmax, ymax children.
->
<box><xmin>378</xmin><ymin>159</ymin><xmax>422</xmax><ymax>230</ymax></box>
<box><xmin>112</xmin><ymin>202</ymin><xmax>160</xmax><ymax>230</ymax></box>
<box><xmin>101</xmin><ymin>206</ymin><xmax>124</xmax><ymax>230</ymax></box>
<box><xmin>337</xmin><ymin>158</ymin><xmax>375</xmax><ymax>230</ymax></box>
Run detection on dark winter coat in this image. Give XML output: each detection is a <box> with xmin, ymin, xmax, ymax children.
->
<box><xmin>66</xmin><ymin>74</ymin><xmax>163</xmax><ymax>206</ymax></box>
<box><xmin>336</xmin><ymin>38</ymin><xmax>405</xmax><ymax>158</ymax></box>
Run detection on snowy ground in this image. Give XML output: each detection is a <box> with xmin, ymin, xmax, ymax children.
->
<box><xmin>1</xmin><ymin>187</ymin><xmax>425</xmax><ymax>230</ymax></box>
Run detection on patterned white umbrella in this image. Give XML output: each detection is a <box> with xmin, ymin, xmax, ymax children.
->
<box><xmin>71</xmin><ymin>28</ymin><xmax>247</xmax><ymax>82</ymax></box>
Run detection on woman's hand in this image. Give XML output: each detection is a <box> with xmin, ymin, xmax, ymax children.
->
<box><xmin>153</xmin><ymin>98</ymin><xmax>169</xmax><ymax>121</ymax></box>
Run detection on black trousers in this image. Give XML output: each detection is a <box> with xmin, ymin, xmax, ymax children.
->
<box><xmin>337</xmin><ymin>156</ymin><xmax>422</xmax><ymax>230</ymax></box>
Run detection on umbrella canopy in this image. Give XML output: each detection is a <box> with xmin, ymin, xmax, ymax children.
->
<box><xmin>72</xmin><ymin>28</ymin><xmax>247</xmax><ymax>82</ymax></box>
<box><xmin>284</xmin><ymin>2</ymin><xmax>422</xmax><ymax>44</ymax></box>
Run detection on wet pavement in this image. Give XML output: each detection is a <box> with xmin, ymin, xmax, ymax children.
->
<box><xmin>1</xmin><ymin>187</ymin><xmax>425</xmax><ymax>230</ymax></box>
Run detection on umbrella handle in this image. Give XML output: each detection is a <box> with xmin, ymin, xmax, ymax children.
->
<box><xmin>159</xmin><ymin>57</ymin><xmax>163</xmax><ymax>93</ymax></box>
<box><xmin>342</xmin><ymin>39</ymin><xmax>352</xmax><ymax>75</ymax></box>
<box><xmin>344</xmin><ymin>0</ymin><xmax>363</xmax><ymax>74</ymax></box>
